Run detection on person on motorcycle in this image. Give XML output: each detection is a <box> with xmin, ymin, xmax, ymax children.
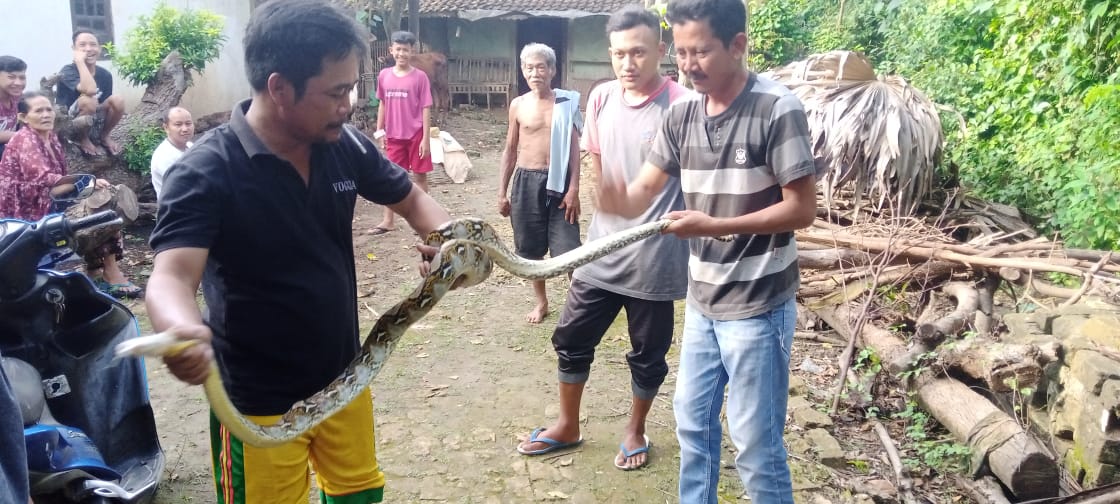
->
<box><xmin>0</xmin><ymin>90</ymin><xmax>143</xmax><ymax>299</ymax></box>
<box><xmin>145</xmin><ymin>1</ymin><xmax>451</xmax><ymax>502</ymax></box>
<box><xmin>0</xmin><ymin>350</ymin><xmax>32</xmax><ymax>504</ymax></box>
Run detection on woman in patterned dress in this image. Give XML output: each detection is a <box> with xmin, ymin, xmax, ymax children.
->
<box><xmin>0</xmin><ymin>91</ymin><xmax>142</xmax><ymax>299</ymax></box>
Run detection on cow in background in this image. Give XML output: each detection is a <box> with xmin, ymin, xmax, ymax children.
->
<box><xmin>380</xmin><ymin>51</ymin><xmax>450</xmax><ymax>126</ymax></box>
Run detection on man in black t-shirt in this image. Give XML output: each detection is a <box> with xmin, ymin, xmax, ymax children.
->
<box><xmin>145</xmin><ymin>1</ymin><xmax>452</xmax><ymax>502</ymax></box>
<box><xmin>56</xmin><ymin>30</ymin><xmax>125</xmax><ymax>156</ymax></box>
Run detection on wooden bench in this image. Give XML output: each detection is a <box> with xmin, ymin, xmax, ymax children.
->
<box><xmin>447</xmin><ymin>58</ymin><xmax>513</xmax><ymax>109</ymax></box>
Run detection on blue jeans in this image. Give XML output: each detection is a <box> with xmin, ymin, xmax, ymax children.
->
<box><xmin>674</xmin><ymin>298</ymin><xmax>795</xmax><ymax>504</ymax></box>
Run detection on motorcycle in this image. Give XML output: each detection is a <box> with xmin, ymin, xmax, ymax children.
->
<box><xmin>0</xmin><ymin>207</ymin><xmax>163</xmax><ymax>504</ymax></box>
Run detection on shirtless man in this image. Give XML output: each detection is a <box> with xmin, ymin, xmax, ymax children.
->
<box><xmin>497</xmin><ymin>43</ymin><xmax>583</xmax><ymax>323</ymax></box>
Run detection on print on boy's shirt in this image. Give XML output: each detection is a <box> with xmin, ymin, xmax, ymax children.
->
<box><xmin>384</xmin><ymin>90</ymin><xmax>410</xmax><ymax>99</ymax></box>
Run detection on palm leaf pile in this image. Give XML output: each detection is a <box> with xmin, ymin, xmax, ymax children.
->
<box><xmin>762</xmin><ymin>51</ymin><xmax>943</xmax><ymax>215</ymax></box>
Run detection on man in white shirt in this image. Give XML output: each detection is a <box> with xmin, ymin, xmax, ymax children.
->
<box><xmin>150</xmin><ymin>106</ymin><xmax>195</xmax><ymax>200</ymax></box>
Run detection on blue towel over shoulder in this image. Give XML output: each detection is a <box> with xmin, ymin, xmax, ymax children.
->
<box><xmin>546</xmin><ymin>89</ymin><xmax>583</xmax><ymax>197</ymax></box>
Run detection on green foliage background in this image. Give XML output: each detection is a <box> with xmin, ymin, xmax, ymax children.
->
<box><xmin>119</xmin><ymin>126</ymin><xmax>167</xmax><ymax>177</ymax></box>
<box><xmin>105</xmin><ymin>4</ymin><xmax>227</xmax><ymax>87</ymax></box>
<box><xmin>743</xmin><ymin>0</ymin><xmax>1120</xmax><ymax>250</ymax></box>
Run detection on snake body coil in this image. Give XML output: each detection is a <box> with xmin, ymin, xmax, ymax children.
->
<box><xmin>117</xmin><ymin>217</ymin><xmax>693</xmax><ymax>447</ymax></box>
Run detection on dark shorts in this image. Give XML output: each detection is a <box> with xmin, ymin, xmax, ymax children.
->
<box><xmin>509</xmin><ymin>168</ymin><xmax>580</xmax><ymax>259</ymax></box>
<box><xmin>552</xmin><ymin>279</ymin><xmax>675</xmax><ymax>400</ymax></box>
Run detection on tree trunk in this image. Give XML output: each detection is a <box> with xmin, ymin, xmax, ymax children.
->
<box><xmin>388</xmin><ymin>0</ymin><xmax>405</xmax><ymax>34</ymax></box>
<box><xmin>194</xmin><ymin>110</ymin><xmax>232</xmax><ymax>136</ymax></box>
<box><xmin>46</xmin><ymin>52</ymin><xmax>192</xmax><ymax>195</ymax></box>
<box><xmin>408</xmin><ymin>0</ymin><xmax>420</xmax><ymax>36</ymax></box>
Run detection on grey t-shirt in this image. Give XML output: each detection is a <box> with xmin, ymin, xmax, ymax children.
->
<box><xmin>574</xmin><ymin>78</ymin><xmax>691</xmax><ymax>301</ymax></box>
<box><xmin>647</xmin><ymin>73</ymin><xmax>819</xmax><ymax>320</ymax></box>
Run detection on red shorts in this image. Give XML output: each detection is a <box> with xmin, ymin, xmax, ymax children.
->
<box><xmin>385</xmin><ymin>129</ymin><xmax>433</xmax><ymax>174</ymax></box>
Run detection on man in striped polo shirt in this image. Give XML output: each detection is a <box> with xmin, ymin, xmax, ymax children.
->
<box><xmin>598</xmin><ymin>0</ymin><xmax>820</xmax><ymax>501</ymax></box>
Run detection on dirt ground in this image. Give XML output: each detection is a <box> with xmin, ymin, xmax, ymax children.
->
<box><xmin>114</xmin><ymin>108</ymin><xmax>966</xmax><ymax>504</ymax></box>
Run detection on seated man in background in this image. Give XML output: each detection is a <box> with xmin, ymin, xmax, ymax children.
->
<box><xmin>150</xmin><ymin>106</ymin><xmax>195</xmax><ymax>200</ymax></box>
<box><xmin>55</xmin><ymin>30</ymin><xmax>125</xmax><ymax>156</ymax></box>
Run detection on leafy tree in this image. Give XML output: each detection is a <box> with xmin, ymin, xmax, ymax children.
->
<box><xmin>105</xmin><ymin>4</ymin><xmax>226</xmax><ymax>87</ymax></box>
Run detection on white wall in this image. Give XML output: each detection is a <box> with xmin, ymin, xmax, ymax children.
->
<box><xmin>6</xmin><ymin>0</ymin><xmax>251</xmax><ymax>117</ymax></box>
<box><xmin>5</xmin><ymin>1</ymin><xmax>75</xmax><ymax>92</ymax></box>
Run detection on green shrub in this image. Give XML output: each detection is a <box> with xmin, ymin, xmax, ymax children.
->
<box><xmin>120</xmin><ymin>127</ymin><xmax>167</xmax><ymax>177</ymax></box>
<box><xmin>105</xmin><ymin>4</ymin><xmax>226</xmax><ymax>87</ymax></box>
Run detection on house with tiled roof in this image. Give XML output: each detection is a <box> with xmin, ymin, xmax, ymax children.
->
<box><xmin>406</xmin><ymin>0</ymin><xmax>673</xmax><ymax>107</ymax></box>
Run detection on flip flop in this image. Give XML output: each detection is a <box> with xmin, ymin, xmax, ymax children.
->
<box><xmin>108</xmin><ymin>282</ymin><xmax>144</xmax><ymax>299</ymax></box>
<box><xmin>614</xmin><ymin>435</ymin><xmax>651</xmax><ymax>471</ymax></box>
<box><xmin>516</xmin><ymin>427</ymin><xmax>583</xmax><ymax>456</ymax></box>
<box><xmin>368</xmin><ymin>226</ymin><xmax>394</xmax><ymax>236</ymax></box>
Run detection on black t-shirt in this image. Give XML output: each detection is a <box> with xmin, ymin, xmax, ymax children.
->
<box><xmin>149</xmin><ymin>100</ymin><xmax>413</xmax><ymax>415</ymax></box>
<box><xmin>56</xmin><ymin>63</ymin><xmax>114</xmax><ymax>108</ymax></box>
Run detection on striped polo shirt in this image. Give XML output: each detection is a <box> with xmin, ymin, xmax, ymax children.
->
<box><xmin>647</xmin><ymin>73</ymin><xmax>818</xmax><ymax>320</ymax></box>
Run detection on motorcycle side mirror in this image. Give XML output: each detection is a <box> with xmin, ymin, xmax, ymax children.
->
<box><xmin>49</xmin><ymin>174</ymin><xmax>96</xmax><ymax>203</ymax></box>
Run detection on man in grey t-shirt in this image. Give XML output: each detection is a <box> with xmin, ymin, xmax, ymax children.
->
<box><xmin>598</xmin><ymin>0</ymin><xmax>820</xmax><ymax>500</ymax></box>
<box><xmin>515</xmin><ymin>6</ymin><xmax>689</xmax><ymax>471</ymax></box>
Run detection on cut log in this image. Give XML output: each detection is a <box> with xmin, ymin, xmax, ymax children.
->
<box><xmin>807</xmin><ymin>302</ymin><xmax>1060</xmax><ymax>499</ymax></box>
<box><xmin>914</xmin><ymin>281</ymin><xmax>978</xmax><ymax>345</ymax></box>
<box><xmin>66</xmin><ymin>185</ymin><xmax>139</xmax><ymax>225</ymax></box>
<box><xmin>937</xmin><ymin>338</ymin><xmax>1052</xmax><ymax>393</ymax></box>
<box><xmin>915</xmin><ymin>375</ymin><xmax>1058</xmax><ymax>499</ymax></box>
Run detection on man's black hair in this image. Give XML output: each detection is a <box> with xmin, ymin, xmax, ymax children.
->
<box><xmin>0</xmin><ymin>56</ymin><xmax>27</xmax><ymax>73</ymax></box>
<box><xmin>390</xmin><ymin>31</ymin><xmax>417</xmax><ymax>46</ymax></box>
<box><xmin>666</xmin><ymin>0</ymin><xmax>746</xmax><ymax>48</ymax></box>
<box><xmin>72</xmin><ymin>29</ymin><xmax>97</xmax><ymax>43</ymax></box>
<box><xmin>243</xmin><ymin>0</ymin><xmax>368</xmax><ymax>99</ymax></box>
<box><xmin>605</xmin><ymin>5</ymin><xmax>661</xmax><ymax>36</ymax></box>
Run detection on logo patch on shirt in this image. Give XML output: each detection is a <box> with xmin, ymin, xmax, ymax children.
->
<box><xmin>332</xmin><ymin>179</ymin><xmax>357</xmax><ymax>193</ymax></box>
<box><xmin>641</xmin><ymin>130</ymin><xmax>655</xmax><ymax>144</ymax></box>
<box><xmin>734</xmin><ymin>147</ymin><xmax>747</xmax><ymax>165</ymax></box>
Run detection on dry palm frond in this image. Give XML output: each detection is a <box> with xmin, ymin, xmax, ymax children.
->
<box><xmin>763</xmin><ymin>51</ymin><xmax>944</xmax><ymax>216</ymax></box>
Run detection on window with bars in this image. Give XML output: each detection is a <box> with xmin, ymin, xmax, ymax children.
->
<box><xmin>70</xmin><ymin>0</ymin><xmax>114</xmax><ymax>58</ymax></box>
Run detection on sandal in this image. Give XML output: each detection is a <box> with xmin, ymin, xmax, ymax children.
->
<box><xmin>94</xmin><ymin>279</ymin><xmax>144</xmax><ymax>299</ymax></box>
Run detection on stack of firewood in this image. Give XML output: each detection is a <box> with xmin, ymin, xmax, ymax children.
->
<box><xmin>796</xmin><ymin>191</ymin><xmax>1119</xmax><ymax>502</ymax></box>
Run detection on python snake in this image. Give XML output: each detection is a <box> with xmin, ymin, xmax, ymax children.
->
<box><xmin>116</xmin><ymin>217</ymin><xmax>721</xmax><ymax>447</ymax></box>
